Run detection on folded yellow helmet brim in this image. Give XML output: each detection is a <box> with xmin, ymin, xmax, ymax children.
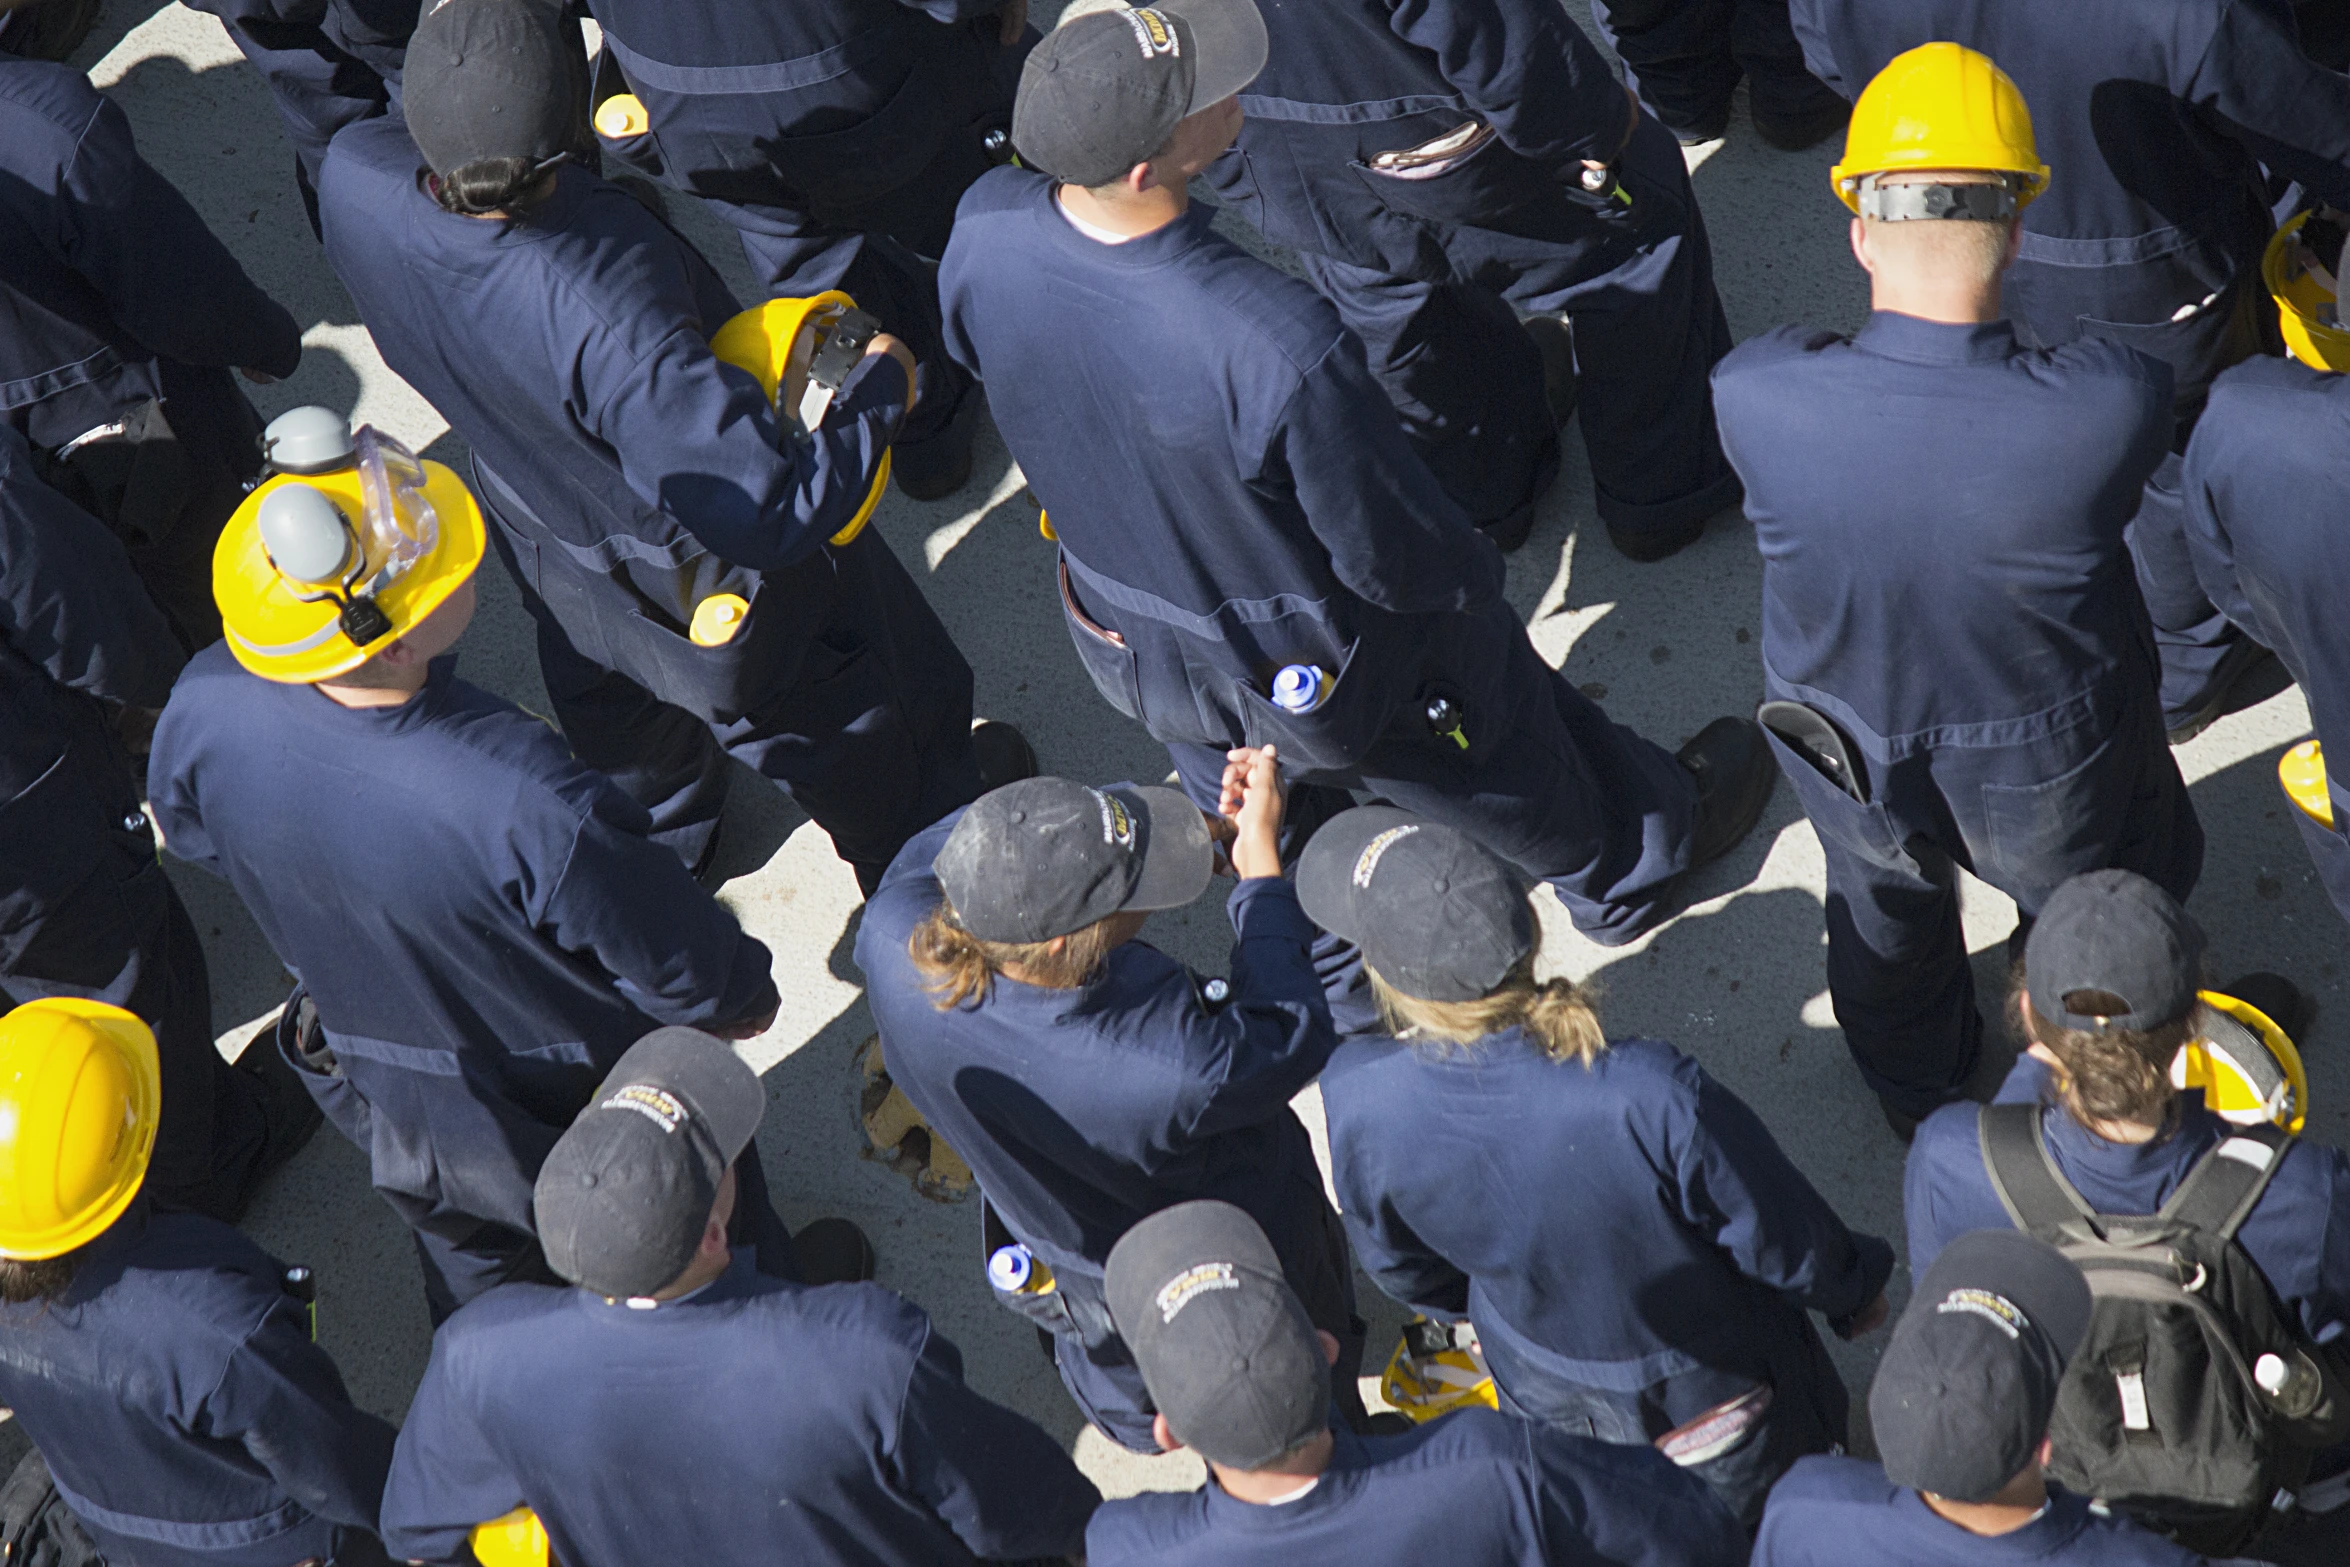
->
<box><xmin>2264</xmin><ymin>211</ymin><xmax>2350</xmax><ymax>373</ymax></box>
<box><xmin>708</xmin><ymin>295</ymin><xmax>892</xmax><ymax>548</ymax></box>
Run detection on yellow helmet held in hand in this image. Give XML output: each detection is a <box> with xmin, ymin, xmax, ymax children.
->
<box><xmin>709</xmin><ymin>294</ymin><xmax>892</xmax><ymax>548</ymax></box>
<box><xmin>2263</xmin><ymin>211</ymin><xmax>2350</xmax><ymax>372</ymax></box>
<box><xmin>2173</xmin><ymin>990</ymin><xmax>2309</xmax><ymax>1133</ymax></box>
<box><xmin>1830</xmin><ymin>43</ymin><xmax>2049</xmax><ymax>216</ymax></box>
<box><xmin>0</xmin><ymin>999</ymin><xmax>162</xmax><ymax>1260</ymax></box>
<box><xmin>471</xmin><ymin>1507</ymin><xmax>551</xmax><ymax>1567</ymax></box>
<box><xmin>215</xmin><ymin>410</ymin><xmax>486</xmax><ymax>684</ymax></box>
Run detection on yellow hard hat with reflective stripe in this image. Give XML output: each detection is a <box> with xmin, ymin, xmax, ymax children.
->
<box><xmin>2172</xmin><ymin>990</ymin><xmax>2308</xmax><ymax>1134</ymax></box>
<box><xmin>214</xmin><ymin>425</ymin><xmax>486</xmax><ymax>685</ymax></box>
<box><xmin>2264</xmin><ymin>212</ymin><xmax>2350</xmax><ymax>372</ymax></box>
<box><xmin>0</xmin><ymin>999</ymin><xmax>161</xmax><ymax>1260</ymax></box>
<box><xmin>471</xmin><ymin>1507</ymin><xmax>550</xmax><ymax>1567</ymax></box>
<box><xmin>1380</xmin><ymin>1317</ymin><xmax>1499</xmax><ymax>1423</ymax></box>
<box><xmin>709</xmin><ymin>294</ymin><xmax>891</xmax><ymax>549</ymax></box>
<box><xmin>1830</xmin><ymin>43</ymin><xmax>2049</xmax><ymax>214</ymax></box>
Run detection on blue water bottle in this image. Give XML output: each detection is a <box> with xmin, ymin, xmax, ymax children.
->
<box><xmin>1272</xmin><ymin>663</ymin><xmax>1330</xmax><ymax>713</ymax></box>
<box><xmin>989</xmin><ymin>1242</ymin><xmax>1056</xmax><ymax>1295</ymax></box>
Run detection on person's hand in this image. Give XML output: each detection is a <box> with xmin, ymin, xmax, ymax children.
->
<box><xmin>1202</xmin><ymin>807</ymin><xmax>1238</xmax><ymax>877</ymax></box>
<box><xmin>716</xmin><ymin>1004</ymin><xmax>780</xmax><ymax>1041</ymax></box>
<box><xmin>997</xmin><ymin>0</ymin><xmax>1028</xmax><ymax>46</ymax></box>
<box><xmin>1838</xmin><ymin>1291</ymin><xmax>1891</xmax><ymax>1339</ymax></box>
<box><xmin>238</xmin><ymin>367</ymin><xmax>278</xmax><ymax>385</ymax></box>
<box><xmin>864</xmin><ymin>332</ymin><xmax>919</xmax><ymax>413</ymax></box>
<box><xmin>1220</xmin><ymin>745</ymin><xmax>1285</xmax><ymax>879</ymax></box>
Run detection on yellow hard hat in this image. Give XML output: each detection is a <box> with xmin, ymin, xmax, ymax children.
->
<box><xmin>215</xmin><ymin>422</ymin><xmax>486</xmax><ymax>684</ymax></box>
<box><xmin>709</xmin><ymin>294</ymin><xmax>891</xmax><ymax>548</ymax></box>
<box><xmin>1379</xmin><ymin>1317</ymin><xmax>1499</xmax><ymax>1424</ymax></box>
<box><xmin>470</xmin><ymin>1508</ymin><xmax>550</xmax><ymax>1567</ymax></box>
<box><xmin>1831</xmin><ymin>43</ymin><xmax>2049</xmax><ymax>215</ymax></box>
<box><xmin>2263</xmin><ymin>211</ymin><xmax>2350</xmax><ymax>372</ymax></box>
<box><xmin>2173</xmin><ymin>990</ymin><xmax>2308</xmax><ymax>1133</ymax></box>
<box><xmin>2281</xmin><ymin>738</ymin><xmax>2333</xmax><ymax>827</ymax></box>
<box><xmin>0</xmin><ymin>999</ymin><xmax>162</xmax><ymax>1260</ymax></box>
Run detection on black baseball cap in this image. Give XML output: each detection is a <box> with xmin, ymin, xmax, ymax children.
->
<box><xmin>1105</xmin><ymin>1201</ymin><xmax>1328</xmax><ymax>1469</ymax></box>
<box><xmin>534</xmin><ymin>1028</ymin><xmax>764</xmax><ymax>1300</ymax></box>
<box><xmin>1870</xmin><ymin>1230</ymin><xmax>2093</xmax><ymax>1502</ymax></box>
<box><xmin>1297</xmin><ymin>807</ymin><xmax>1535</xmax><ymax>1003</ymax></box>
<box><xmin>2024</xmin><ymin>869</ymin><xmax>2207</xmax><ymax>1034</ymax></box>
<box><xmin>1012</xmin><ymin>0</ymin><xmax>1269</xmax><ymax>187</ymax></box>
<box><xmin>404</xmin><ymin>0</ymin><xmax>580</xmax><ymax>177</ymax></box>
<box><xmin>935</xmin><ymin>777</ymin><xmax>1213</xmax><ymax>944</ymax></box>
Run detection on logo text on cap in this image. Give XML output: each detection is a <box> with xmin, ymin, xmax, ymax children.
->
<box><xmin>1123</xmin><ymin>7</ymin><xmax>1180</xmax><ymax>58</ymax></box>
<box><xmin>1936</xmin><ymin>1287</ymin><xmax>2026</xmax><ymax>1340</ymax></box>
<box><xmin>601</xmin><ymin>1084</ymin><xmax>689</xmax><ymax>1135</ymax></box>
<box><xmin>1353</xmin><ymin>824</ymin><xmax>1420</xmax><ymax>889</ymax></box>
<box><xmin>1155</xmin><ymin>1261</ymin><xmax>1237</xmax><ymax>1323</ymax></box>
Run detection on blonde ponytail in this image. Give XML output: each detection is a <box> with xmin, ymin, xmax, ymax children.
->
<box><xmin>1369</xmin><ymin>956</ymin><xmax>1606</xmax><ymax>1066</ymax></box>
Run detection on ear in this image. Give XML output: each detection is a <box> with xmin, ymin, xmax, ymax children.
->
<box><xmin>1152</xmin><ymin>1412</ymin><xmax>1184</xmax><ymax>1454</ymax></box>
<box><xmin>1044</xmin><ymin>934</ymin><xmax>1069</xmax><ymax>958</ymax></box>
<box><xmin>2002</xmin><ymin>214</ymin><xmax>2025</xmax><ymax>271</ymax></box>
<box><xmin>1121</xmin><ymin>161</ymin><xmax>1154</xmax><ymax>198</ymax></box>
<box><xmin>1316</xmin><ymin>1329</ymin><xmax>1340</xmax><ymax>1368</ymax></box>
<box><xmin>1848</xmin><ymin>216</ymin><xmax>1874</xmax><ymax>277</ymax></box>
<box><xmin>2024</xmin><ymin>1040</ymin><xmax>2065</xmax><ymax>1072</ymax></box>
<box><xmin>2036</xmin><ymin>1434</ymin><xmax>2054</xmax><ymax>1468</ymax></box>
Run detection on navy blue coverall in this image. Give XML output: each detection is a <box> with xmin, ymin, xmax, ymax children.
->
<box><xmin>1787</xmin><ymin>0</ymin><xmax>2350</xmax><ymax>730</ymax></box>
<box><xmin>2181</xmin><ymin>359</ymin><xmax>2350</xmax><ymax>925</ymax></box>
<box><xmin>1585</xmin><ymin>0</ymin><xmax>1842</xmax><ymax>148</ymax></box>
<box><xmin>1087</xmin><ymin>1410</ymin><xmax>1745</xmax><ymax>1567</ymax></box>
<box><xmin>0</xmin><ymin>1202</ymin><xmax>397</xmax><ymax>1567</ymax></box>
<box><xmin>0</xmin><ymin>58</ymin><xmax>302</xmax><ymax>648</ymax></box>
<box><xmin>1716</xmin><ymin>315</ymin><xmax>2202</xmax><ymax>1120</ymax></box>
<box><xmin>380</xmin><ymin>1251</ymin><xmax>1100</xmax><ymax>1567</ymax></box>
<box><xmin>588</xmin><ymin>0</ymin><xmax>1031</xmax><ymax>470</ymax></box>
<box><xmin>148</xmin><ymin>644</ymin><xmax>788</xmax><ymax>1321</ymax></box>
<box><xmin>941</xmin><ymin>169</ymin><xmax>1705</xmax><ymax>945</ymax></box>
<box><xmin>1755</xmin><ymin>1457</ymin><xmax>2208</xmax><ymax>1566</ymax></box>
<box><xmin>181</xmin><ymin>0</ymin><xmax>419</xmax><ymax>230</ymax></box>
<box><xmin>319</xmin><ymin>115</ymin><xmax>982</xmax><ymax>886</ymax></box>
<box><xmin>0</xmin><ymin>428</ymin><xmax>287</xmax><ymax>1222</ymax></box>
<box><xmin>1320</xmin><ymin>1029</ymin><xmax>1894</xmax><ymax>1527</ymax></box>
<box><xmin>1207</xmin><ymin>0</ymin><xmax>1739</xmax><ymax>547</ymax></box>
<box><xmin>857</xmin><ymin>809</ymin><xmax>1362</xmax><ymax>1452</ymax></box>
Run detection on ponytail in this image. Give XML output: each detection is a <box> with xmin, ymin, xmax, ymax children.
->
<box><xmin>429</xmin><ymin>157</ymin><xmax>557</xmax><ymax>219</ymax></box>
<box><xmin>1369</xmin><ymin>956</ymin><xmax>1606</xmax><ymax>1067</ymax></box>
<box><xmin>909</xmin><ymin>902</ymin><xmax>1118</xmax><ymax>1010</ymax></box>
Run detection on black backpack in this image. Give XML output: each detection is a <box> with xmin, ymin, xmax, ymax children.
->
<box><xmin>1980</xmin><ymin>1103</ymin><xmax>2350</xmax><ymax>1554</ymax></box>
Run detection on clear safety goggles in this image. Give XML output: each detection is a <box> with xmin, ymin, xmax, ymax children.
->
<box><xmin>349</xmin><ymin>425</ymin><xmax>439</xmax><ymax>594</ymax></box>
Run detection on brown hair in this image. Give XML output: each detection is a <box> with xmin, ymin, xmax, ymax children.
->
<box><xmin>2014</xmin><ymin>982</ymin><xmax>2196</xmax><ymax>1130</ymax></box>
<box><xmin>909</xmin><ymin>902</ymin><xmax>1120</xmax><ymax>1010</ymax></box>
<box><xmin>1369</xmin><ymin>956</ymin><xmax>1606</xmax><ymax>1067</ymax></box>
<box><xmin>0</xmin><ymin>1250</ymin><xmax>83</xmax><ymax>1308</ymax></box>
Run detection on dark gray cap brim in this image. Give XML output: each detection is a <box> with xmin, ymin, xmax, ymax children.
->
<box><xmin>1163</xmin><ymin>0</ymin><xmax>1267</xmax><ymax>111</ymax></box>
<box><xmin>1118</xmin><ymin>785</ymin><xmax>1216</xmax><ymax>913</ymax></box>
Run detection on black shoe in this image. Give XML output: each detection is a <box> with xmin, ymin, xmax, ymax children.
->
<box><xmin>970</xmin><ymin>719</ymin><xmax>1038</xmax><ymax>793</ymax></box>
<box><xmin>1678</xmin><ymin>717</ymin><xmax>1776</xmax><ymax>867</ymax></box>
<box><xmin>1523</xmin><ymin>315</ymin><xmax>1579</xmax><ymax>427</ymax></box>
<box><xmin>2167</xmin><ymin>638</ymin><xmax>2281</xmax><ymax>745</ymax></box>
<box><xmin>792</xmin><ymin>1217</ymin><xmax>877</xmax><ymax>1285</ymax></box>
<box><xmin>893</xmin><ymin>394</ymin><xmax>983</xmax><ymax>501</ymax></box>
<box><xmin>1879</xmin><ymin>1097</ymin><xmax>1921</xmax><ymax>1146</ymax></box>
<box><xmin>2216</xmin><ymin>972</ymin><xmax>2315</xmax><ymax>1043</ymax></box>
<box><xmin>1478</xmin><ymin>501</ymin><xmax>1536</xmax><ymax>554</ymax></box>
<box><xmin>0</xmin><ymin>0</ymin><xmax>102</xmax><ymax>61</ymax></box>
<box><xmin>226</xmin><ymin>1036</ymin><xmax>325</xmax><ymax>1214</ymax></box>
<box><xmin>1754</xmin><ymin>96</ymin><xmax>1852</xmax><ymax>152</ymax></box>
<box><xmin>1605</xmin><ymin>511</ymin><xmax>1709</xmax><ymax>563</ymax></box>
<box><xmin>1659</xmin><ymin>107</ymin><xmax>1732</xmax><ymax>146</ymax></box>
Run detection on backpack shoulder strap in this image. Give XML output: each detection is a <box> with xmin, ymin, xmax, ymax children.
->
<box><xmin>2160</xmin><ymin>1121</ymin><xmax>2294</xmax><ymax>1242</ymax></box>
<box><xmin>1979</xmin><ymin>1101</ymin><xmax>2102</xmax><ymax>1234</ymax></box>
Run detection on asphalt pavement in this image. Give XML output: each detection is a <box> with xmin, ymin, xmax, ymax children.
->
<box><xmin>48</xmin><ymin>0</ymin><xmax>2348</xmax><ymax>1504</ymax></box>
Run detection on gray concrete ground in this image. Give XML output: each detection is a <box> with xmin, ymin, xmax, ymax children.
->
<box><xmin>44</xmin><ymin>0</ymin><xmax>2350</xmax><ymax>1507</ymax></box>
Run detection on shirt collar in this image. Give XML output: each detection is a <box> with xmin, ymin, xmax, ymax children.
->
<box><xmin>1851</xmin><ymin>310</ymin><xmax>2020</xmax><ymax>365</ymax></box>
<box><xmin>1029</xmin><ymin>175</ymin><xmax>1215</xmax><ymax>269</ymax></box>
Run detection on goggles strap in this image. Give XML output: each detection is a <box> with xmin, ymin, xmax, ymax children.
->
<box><xmin>1856</xmin><ymin>177</ymin><xmax>2019</xmax><ymax>222</ymax></box>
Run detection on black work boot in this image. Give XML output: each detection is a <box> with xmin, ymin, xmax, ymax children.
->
<box><xmin>2216</xmin><ymin>972</ymin><xmax>2316</xmax><ymax>1044</ymax></box>
<box><xmin>1677</xmin><ymin>717</ymin><xmax>1776</xmax><ymax>868</ymax></box>
<box><xmin>2167</xmin><ymin>637</ymin><xmax>2281</xmax><ymax>745</ymax></box>
<box><xmin>791</xmin><ymin>1217</ymin><xmax>878</xmax><ymax>1285</ymax></box>
<box><xmin>971</xmin><ymin>720</ymin><xmax>1039</xmax><ymax>793</ymax></box>
<box><xmin>1523</xmin><ymin>315</ymin><xmax>1579</xmax><ymax>428</ymax></box>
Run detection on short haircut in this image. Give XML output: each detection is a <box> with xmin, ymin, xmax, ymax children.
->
<box><xmin>1861</xmin><ymin>209</ymin><xmax>2014</xmax><ymax>292</ymax></box>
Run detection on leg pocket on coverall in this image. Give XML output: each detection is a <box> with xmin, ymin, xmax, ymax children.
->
<box><xmin>1977</xmin><ymin>727</ymin><xmax>2125</xmax><ymax>908</ymax></box>
<box><xmin>1763</xmin><ymin>727</ymin><xmax>1914</xmax><ymax>874</ymax></box>
<box><xmin>1058</xmin><ymin>558</ymin><xmax>1145</xmax><ymax>725</ymax></box>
